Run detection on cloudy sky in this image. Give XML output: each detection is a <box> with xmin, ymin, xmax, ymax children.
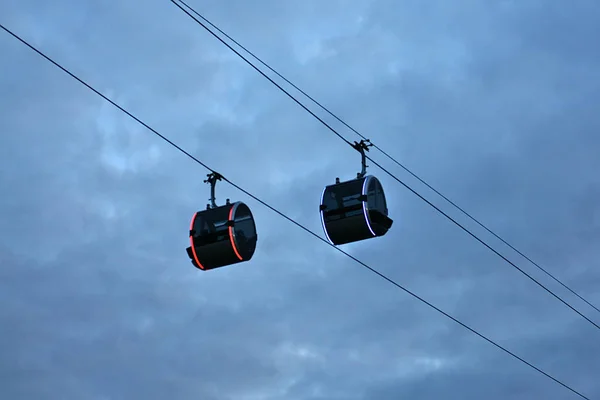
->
<box><xmin>1</xmin><ymin>0</ymin><xmax>600</xmax><ymax>399</ymax></box>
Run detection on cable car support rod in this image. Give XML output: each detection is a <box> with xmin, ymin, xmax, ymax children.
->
<box><xmin>204</xmin><ymin>172</ymin><xmax>223</xmax><ymax>209</ymax></box>
<box><xmin>352</xmin><ymin>139</ymin><xmax>372</xmax><ymax>178</ymax></box>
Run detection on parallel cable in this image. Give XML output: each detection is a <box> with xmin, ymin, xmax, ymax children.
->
<box><xmin>169</xmin><ymin>0</ymin><xmax>600</xmax><ymax>332</ymax></box>
<box><xmin>0</xmin><ymin>21</ymin><xmax>591</xmax><ymax>400</ymax></box>
<box><xmin>173</xmin><ymin>0</ymin><xmax>600</xmax><ymax>316</ymax></box>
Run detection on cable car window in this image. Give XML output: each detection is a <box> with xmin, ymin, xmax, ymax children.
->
<box><xmin>322</xmin><ymin>187</ymin><xmax>344</xmax><ymax>221</ymax></box>
<box><xmin>191</xmin><ymin>207</ymin><xmax>230</xmax><ymax>246</ymax></box>
<box><xmin>191</xmin><ymin>214</ymin><xmax>213</xmax><ymax>246</ymax></box>
<box><xmin>339</xmin><ymin>181</ymin><xmax>365</xmax><ymax>217</ymax></box>
<box><xmin>322</xmin><ymin>190</ymin><xmax>339</xmax><ymax>214</ymax></box>
<box><xmin>367</xmin><ymin>177</ymin><xmax>387</xmax><ymax>214</ymax></box>
<box><xmin>233</xmin><ymin>203</ymin><xmax>257</xmax><ymax>247</ymax></box>
<box><xmin>323</xmin><ymin>180</ymin><xmax>365</xmax><ymax>221</ymax></box>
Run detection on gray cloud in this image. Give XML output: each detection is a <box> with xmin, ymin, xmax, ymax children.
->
<box><xmin>1</xmin><ymin>0</ymin><xmax>599</xmax><ymax>399</ymax></box>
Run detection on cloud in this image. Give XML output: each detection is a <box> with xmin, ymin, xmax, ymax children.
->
<box><xmin>1</xmin><ymin>0</ymin><xmax>599</xmax><ymax>399</ymax></box>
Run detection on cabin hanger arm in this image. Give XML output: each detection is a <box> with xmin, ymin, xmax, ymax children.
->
<box><xmin>352</xmin><ymin>139</ymin><xmax>373</xmax><ymax>179</ymax></box>
<box><xmin>204</xmin><ymin>172</ymin><xmax>224</xmax><ymax>209</ymax></box>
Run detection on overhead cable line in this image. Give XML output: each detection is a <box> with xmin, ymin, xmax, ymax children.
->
<box><xmin>170</xmin><ymin>0</ymin><xmax>600</xmax><ymax>332</ymax></box>
<box><xmin>0</xmin><ymin>22</ymin><xmax>590</xmax><ymax>400</ymax></box>
<box><xmin>171</xmin><ymin>0</ymin><xmax>600</xmax><ymax>317</ymax></box>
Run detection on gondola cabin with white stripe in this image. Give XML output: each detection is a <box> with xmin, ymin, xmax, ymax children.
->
<box><xmin>319</xmin><ymin>139</ymin><xmax>393</xmax><ymax>245</ymax></box>
<box><xmin>320</xmin><ymin>175</ymin><xmax>392</xmax><ymax>245</ymax></box>
<box><xmin>185</xmin><ymin>173</ymin><xmax>257</xmax><ymax>271</ymax></box>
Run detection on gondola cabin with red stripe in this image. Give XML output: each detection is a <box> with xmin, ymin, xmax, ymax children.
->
<box><xmin>319</xmin><ymin>139</ymin><xmax>393</xmax><ymax>245</ymax></box>
<box><xmin>186</xmin><ymin>173</ymin><xmax>257</xmax><ymax>271</ymax></box>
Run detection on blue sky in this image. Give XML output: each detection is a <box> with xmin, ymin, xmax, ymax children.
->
<box><xmin>1</xmin><ymin>0</ymin><xmax>600</xmax><ymax>399</ymax></box>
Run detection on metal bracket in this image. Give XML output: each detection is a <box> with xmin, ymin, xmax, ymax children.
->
<box><xmin>204</xmin><ymin>172</ymin><xmax>223</xmax><ymax>209</ymax></box>
<box><xmin>352</xmin><ymin>139</ymin><xmax>373</xmax><ymax>178</ymax></box>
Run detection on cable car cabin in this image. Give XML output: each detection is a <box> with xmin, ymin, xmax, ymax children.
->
<box><xmin>320</xmin><ymin>175</ymin><xmax>393</xmax><ymax>245</ymax></box>
<box><xmin>186</xmin><ymin>201</ymin><xmax>257</xmax><ymax>271</ymax></box>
